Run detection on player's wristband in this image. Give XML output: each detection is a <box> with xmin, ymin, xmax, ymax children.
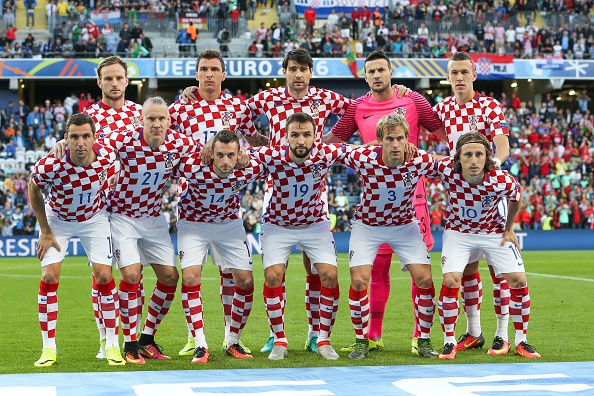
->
<box><xmin>493</xmin><ymin>158</ymin><xmax>502</xmax><ymax>168</ymax></box>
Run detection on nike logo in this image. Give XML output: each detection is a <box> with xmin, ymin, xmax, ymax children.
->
<box><xmin>513</xmin><ymin>304</ymin><xmax>523</xmax><ymax>308</ymax></box>
<box><xmin>363</xmin><ymin>114</ymin><xmax>374</xmax><ymax>119</ymax></box>
<box><xmin>325</xmin><ymin>307</ymin><xmax>333</xmax><ymax>311</ymax></box>
<box><xmin>518</xmin><ymin>262</ymin><xmax>524</xmax><ymax>266</ymax></box>
<box><xmin>106</xmin><ymin>297</ymin><xmax>114</xmax><ymax>302</ymax></box>
<box><xmin>40</xmin><ymin>298</ymin><xmax>47</xmax><ymax>302</ymax></box>
<box><xmin>107</xmin><ymin>254</ymin><xmax>113</xmax><ymax>259</ymax></box>
<box><xmin>236</xmin><ymin>310</ymin><xmax>244</xmax><ymax>314</ymax></box>
<box><xmin>108</xmin><ymin>358</ymin><xmax>124</xmax><ymax>364</ymax></box>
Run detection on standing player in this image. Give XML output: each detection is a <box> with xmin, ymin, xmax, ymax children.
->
<box><xmin>434</xmin><ymin>132</ymin><xmax>540</xmax><ymax>360</ymax></box>
<box><xmin>85</xmin><ymin>56</ymin><xmax>144</xmax><ymax>360</ymax></box>
<box><xmin>245</xmin><ymin>49</ymin><xmax>356</xmax><ymax>353</ymax></box>
<box><xmin>249</xmin><ymin>112</ymin><xmax>348</xmax><ymax>361</ymax></box>
<box><xmin>434</xmin><ymin>51</ymin><xmax>512</xmax><ymax>355</ymax></box>
<box><xmin>324</xmin><ymin>50</ymin><xmax>445</xmax><ymax>356</ymax></box>
<box><xmin>183</xmin><ymin>48</ymin><xmax>354</xmax><ymax>354</ymax></box>
<box><xmin>104</xmin><ymin>97</ymin><xmax>195</xmax><ymax>364</ymax></box>
<box><xmin>169</xmin><ymin>49</ymin><xmax>267</xmax><ymax>356</ymax></box>
<box><xmin>30</xmin><ymin>113</ymin><xmax>124</xmax><ymax>367</ymax></box>
<box><xmin>343</xmin><ymin>114</ymin><xmax>438</xmax><ymax>359</ymax></box>
<box><xmin>175</xmin><ymin>129</ymin><xmax>266</xmax><ymax>363</ymax></box>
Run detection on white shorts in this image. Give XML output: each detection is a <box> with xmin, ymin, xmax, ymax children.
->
<box><xmin>260</xmin><ymin>221</ymin><xmax>337</xmax><ymax>270</ymax></box>
<box><xmin>177</xmin><ymin>218</ymin><xmax>253</xmax><ymax>271</ymax></box>
<box><xmin>41</xmin><ymin>208</ymin><xmax>113</xmax><ymax>267</ymax></box>
<box><xmin>349</xmin><ymin>220</ymin><xmax>431</xmax><ymax>269</ymax></box>
<box><xmin>441</xmin><ymin>229</ymin><xmax>525</xmax><ymax>276</ymax></box>
<box><xmin>463</xmin><ymin>199</ymin><xmax>508</xmax><ymax>264</ymax></box>
<box><xmin>110</xmin><ymin>213</ymin><xmax>175</xmax><ymax>268</ymax></box>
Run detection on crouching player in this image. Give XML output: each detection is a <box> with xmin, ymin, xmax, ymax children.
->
<box><xmin>435</xmin><ymin>132</ymin><xmax>541</xmax><ymax>360</ymax></box>
<box><xmin>343</xmin><ymin>114</ymin><xmax>439</xmax><ymax>359</ymax></box>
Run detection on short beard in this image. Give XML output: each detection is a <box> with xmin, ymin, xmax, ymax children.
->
<box><xmin>290</xmin><ymin>145</ymin><xmax>311</xmax><ymax>159</ymax></box>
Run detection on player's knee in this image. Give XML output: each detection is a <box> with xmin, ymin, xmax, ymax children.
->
<box><xmin>181</xmin><ymin>270</ymin><xmax>201</xmax><ymax>286</ymax></box>
<box><xmin>93</xmin><ymin>271</ymin><xmax>113</xmax><ymax>285</ymax></box>
<box><xmin>158</xmin><ymin>268</ymin><xmax>179</xmax><ymax>286</ymax></box>
<box><xmin>234</xmin><ymin>273</ymin><xmax>254</xmax><ymax>290</ymax></box>
<box><xmin>442</xmin><ymin>273</ymin><xmax>461</xmax><ymax>288</ymax></box>
<box><xmin>505</xmin><ymin>273</ymin><xmax>527</xmax><ymax>289</ymax></box>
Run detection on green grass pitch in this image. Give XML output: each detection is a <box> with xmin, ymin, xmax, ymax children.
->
<box><xmin>0</xmin><ymin>250</ymin><xmax>592</xmax><ymax>374</ymax></box>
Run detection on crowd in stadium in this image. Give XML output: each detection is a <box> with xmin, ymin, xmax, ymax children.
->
<box><xmin>2</xmin><ymin>0</ymin><xmax>594</xmax><ymax>58</ymax></box>
<box><xmin>1</xmin><ymin>83</ymin><xmax>593</xmax><ymax>236</ymax></box>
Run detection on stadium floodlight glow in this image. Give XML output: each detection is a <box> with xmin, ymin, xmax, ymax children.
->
<box><xmin>511</xmin><ymin>82</ymin><xmax>518</xmax><ymax>88</ymax></box>
<box><xmin>569</xmin><ymin>90</ymin><xmax>576</xmax><ymax>96</ymax></box>
<box><xmin>427</xmin><ymin>90</ymin><xmax>433</xmax><ymax>95</ymax></box>
<box><xmin>266</xmin><ymin>82</ymin><xmax>271</xmax><ymax>87</ymax></box>
<box><xmin>129</xmin><ymin>80</ymin><xmax>142</xmax><ymax>85</ymax></box>
<box><xmin>556</xmin><ymin>96</ymin><xmax>562</xmax><ymax>100</ymax></box>
<box><xmin>439</xmin><ymin>80</ymin><xmax>450</xmax><ymax>85</ymax></box>
<box><xmin>527</xmin><ymin>78</ymin><xmax>533</xmax><ymax>82</ymax></box>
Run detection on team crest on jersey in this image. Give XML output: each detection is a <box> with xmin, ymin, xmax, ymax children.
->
<box><xmin>232</xmin><ymin>181</ymin><xmax>242</xmax><ymax>195</ymax></box>
<box><xmin>311</xmin><ymin>163</ymin><xmax>322</xmax><ymax>179</ymax></box>
<box><xmin>310</xmin><ymin>99</ymin><xmax>319</xmax><ymax>118</ymax></box>
<box><xmin>98</xmin><ymin>170</ymin><xmax>107</xmax><ymax>185</ymax></box>
<box><xmin>469</xmin><ymin>115</ymin><xmax>478</xmax><ymax>130</ymax></box>
<box><xmin>179</xmin><ymin>251</ymin><xmax>185</xmax><ymax>262</ymax></box>
<box><xmin>222</xmin><ymin>111</ymin><xmax>231</xmax><ymax>127</ymax></box>
<box><xmin>403</xmin><ymin>172</ymin><xmax>413</xmax><ymax>187</ymax></box>
<box><xmin>114</xmin><ymin>249</ymin><xmax>121</xmax><ymax>262</ymax></box>
<box><xmin>481</xmin><ymin>195</ymin><xmax>493</xmax><ymax>207</ymax></box>
<box><xmin>132</xmin><ymin>116</ymin><xmax>141</xmax><ymax>130</ymax></box>
<box><xmin>165</xmin><ymin>153</ymin><xmax>176</xmax><ymax>169</ymax></box>
<box><xmin>394</xmin><ymin>107</ymin><xmax>407</xmax><ymax>117</ymax></box>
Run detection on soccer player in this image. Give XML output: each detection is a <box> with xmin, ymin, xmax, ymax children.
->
<box><xmin>434</xmin><ymin>51</ymin><xmax>512</xmax><ymax>355</ymax></box>
<box><xmin>85</xmin><ymin>56</ymin><xmax>144</xmax><ymax>360</ymax></box>
<box><xmin>182</xmin><ymin>48</ymin><xmax>354</xmax><ymax>354</ymax></box>
<box><xmin>29</xmin><ymin>113</ymin><xmax>124</xmax><ymax>367</ymax></box>
<box><xmin>175</xmin><ymin>129</ymin><xmax>266</xmax><ymax>363</ymax></box>
<box><xmin>324</xmin><ymin>50</ymin><xmax>445</xmax><ymax>356</ymax></box>
<box><xmin>169</xmin><ymin>49</ymin><xmax>267</xmax><ymax>356</ymax></box>
<box><xmin>249</xmin><ymin>112</ymin><xmax>348</xmax><ymax>361</ymax></box>
<box><xmin>434</xmin><ymin>132</ymin><xmax>540</xmax><ymax>360</ymax></box>
<box><xmin>343</xmin><ymin>114</ymin><xmax>439</xmax><ymax>359</ymax></box>
<box><xmin>104</xmin><ymin>97</ymin><xmax>195</xmax><ymax>364</ymax></box>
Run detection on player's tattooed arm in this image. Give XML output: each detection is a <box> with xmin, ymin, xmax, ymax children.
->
<box><xmin>28</xmin><ymin>180</ymin><xmax>60</xmax><ymax>260</ymax></box>
<box><xmin>181</xmin><ymin>86</ymin><xmax>199</xmax><ymax>102</ymax></box>
<box><xmin>50</xmin><ymin>139</ymin><xmax>67</xmax><ymax>158</ymax></box>
<box><xmin>244</xmin><ymin>132</ymin><xmax>269</xmax><ymax>147</ymax></box>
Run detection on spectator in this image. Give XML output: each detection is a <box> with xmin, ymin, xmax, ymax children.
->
<box><xmin>304</xmin><ymin>6</ymin><xmax>316</xmax><ymax>35</ymax></box>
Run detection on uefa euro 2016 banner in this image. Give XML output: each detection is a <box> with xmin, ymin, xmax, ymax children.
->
<box><xmin>294</xmin><ymin>0</ymin><xmax>390</xmax><ymax>18</ymax></box>
<box><xmin>0</xmin><ymin>57</ymin><xmax>566</xmax><ymax>80</ymax></box>
<box><xmin>1</xmin><ymin>231</ymin><xmax>592</xmax><ymax>258</ymax></box>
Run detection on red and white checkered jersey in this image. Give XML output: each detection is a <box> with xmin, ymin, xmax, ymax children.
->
<box><xmin>434</xmin><ymin>92</ymin><xmax>509</xmax><ymax>155</ymax></box>
<box><xmin>332</xmin><ymin>91</ymin><xmax>442</xmax><ymax>146</ymax></box>
<box><xmin>169</xmin><ymin>92</ymin><xmax>257</xmax><ymax>144</ymax></box>
<box><xmin>247</xmin><ymin>86</ymin><xmax>351</xmax><ymax>146</ymax></box>
<box><xmin>100</xmin><ymin>128</ymin><xmax>195</xmax><ymax>218</ymax></box>
<box><xmin>85</xmin><ymin>100</ymin><xmax>143</xmax><ymax>137</ymax></box>
<box><xmin>437</xmin><ymin>157</ymin><xmax>522</xmax><ymax>234</ymax></box>
<box><xmin>249</xmin><ymin>143</ymin><xmax>350</xmax><ymax>227</ymax></box>
<box><xmin>344</xmin><ymin>147</ymin><xmax>436</xmax><ymax>226</ymax></box>
<box><xmin>175</xmin><ymin>148</ymin><xmax>266</xmax><ymax>223</ymax></box>
<box><xmin>31</xmin><ymin>145</ymin><xmax>116</xmax><ymax>221</ymax></box>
